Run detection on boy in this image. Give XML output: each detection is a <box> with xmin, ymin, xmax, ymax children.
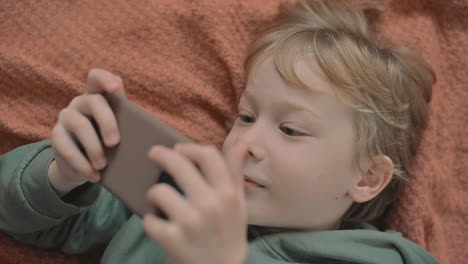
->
<box><xmin>0</xmin><ymin>0</ymin><xmax>439</xmax><ymax>263</ymax></box>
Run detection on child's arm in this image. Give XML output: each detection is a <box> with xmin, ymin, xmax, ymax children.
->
<box><xmin>0</xmin><ymin>68</ymin><xmax>129</xmax><ymax>254</ymax></box>
<box><xmin>0</xmin><ymin>140</ymin><xmax>131</xmax><ymax>254</ymax></box>
<box><xmin>47</xmin><ymin>68</ymin><xmax>126</xmax><ymax>194</ymax></box>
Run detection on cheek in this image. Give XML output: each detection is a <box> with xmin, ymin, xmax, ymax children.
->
<box><xmin>268</xmin><ymin>144</ymin><xmax>318</xmax><ymax>190</ymax></box>
<box><xmin>222</xmin><ymin>127</ymin><xmax>238</xmax><ymax>153</ymax></box>
<box><xmin>270</xmin><ymin>142</ymin><xmax>353</xmax><ymax>199</ymax></box>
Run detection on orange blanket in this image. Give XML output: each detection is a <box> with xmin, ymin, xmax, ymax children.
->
<box><xmin>0</xmin><ymin>0</ymin><xmax>466</xmax><ymax>263</ymax></box>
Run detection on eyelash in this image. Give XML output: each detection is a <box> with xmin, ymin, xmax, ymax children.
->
<box><xmin>237</xmin><ymin>114</ymin><xmax>307</xmax><ymax>137</ymax></box>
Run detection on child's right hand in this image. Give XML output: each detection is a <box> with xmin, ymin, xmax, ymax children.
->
<box><xmin>48</xmin><ymin>69</ymin><xmax>126</xmax><ymax>197</ymax></box>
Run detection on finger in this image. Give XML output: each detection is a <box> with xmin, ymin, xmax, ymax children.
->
<box><xmin>51</xmin><ymin>125</ymin><xmax>100</xmax><ymax>182</ymax></box>
<box><xmin>59</xmin><ymin>109</ymin><xmax>107</xmax><ymax>171</ymax></box>
<box><xmin>224</xmin><ymin>141</ymin><xmax>249</xmax><ymax>189</ymax></box>
<box><xmin>142</xmin><ymin>214</ymin><xmax>181</xmax><ymax>255</ymax></box>
<box><xmin>69</xmin><ymin>94</ymin><xmax>120</xmax><ymax>147</ymax></box>
<box><xmin>87</xmin><ymin>68</ymin><xmax>126</xmax><ymax>97</ymax></box>
<box><xmin>148</xmin><ymin>145</ymin><xmax>211</xmax><ymax>202</ymax></box>
<box><xmin>173</xmin><ymin>143</ymin><xmax>229</xmax><ymax>189</ymax></box>
<box><xmin>146</xmin><ymin>183</ymin><xmax>198</xmax><ymax>225</ymax></box>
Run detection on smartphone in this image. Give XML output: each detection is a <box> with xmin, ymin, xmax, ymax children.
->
<box><xmin>89</xmin><ymin>93</ymin><xmax>192</xmax><ymax>217</ymax></box>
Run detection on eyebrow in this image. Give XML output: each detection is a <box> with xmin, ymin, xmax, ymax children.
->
<box><xmin>243</xmin><ymin>90</ymin><xmax>321</xmax><ymax>120</ymax></box>
<box><xmin>278</xmin><ymin>100</ymin><xmax>321</xmax><ymax>121</ymax></box>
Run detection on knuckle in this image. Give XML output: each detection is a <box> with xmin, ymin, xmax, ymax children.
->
<box><xmin>87</xmin><ymin>68</ymin><xmax>100</xmax><ymax>81</ymax></box>
<box><xmin>88</xmin><ymin>145</ymin><xmax>103</xmax><ymax>159</ymax></box>
<box><xmin>90</xmin><ymin>93</ymin><xmax>106</xmax><ymax>105</ymax></box>
<box><xmin>69</xmin><ymin>96</ymin><xmax>81</xmax><ymax>107</ymax></box>
<box><xmin>51</xmin><ymin>125</ymin><xmax>62</xmax><ymax>139</ymax></box>
<box><xmin>205</xmin><ymin>145</ymin><xmax>219</xmax><ymax>155</ymax></box>
<box><xmin>201</xmin><ymin>145</ymin><xmax>219</xmax><ymax>161</ymax></box>
<box><xmin>90</xmin><ymin>95</ymin><xmax>112</xmax><ymax>120</ymax></box>
<box><xmin>51</xmin><ymin>127</ymin><xmax>66</xmax><ymax>150</ymax></box>
<box><xmin>50</xmin><ymin>139</ymin><xmax>61</xmax><ymax>154</ymax></box>
<box><xmin>73</xmin><ymin>116</ymin><xmax>90</xmax><ymax>130</ymax></box>
<box><xmin>181</xmin><ymin>213</ymin><xmax>203</xmax><ymax>233</ymax></box>
<box><xmin>59</xmin><ymin>148</ymin><xmax>75</xmax><ymax>162</ymax></box>
<box><xmin>58</xmin><ymin>108</ymin><xmax>71</xmax><ymax>121</ymax></box>
<box><xmin>164</xmin><ymin>226</ymin><xmax>181</xmax><ymax>243</ymax></box>
<box><xmin>221</xmin><ymin>190</ymin><xmax>239</xmax><ymax>205</ymax></box>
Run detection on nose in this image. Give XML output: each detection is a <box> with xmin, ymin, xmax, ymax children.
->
<box><xmin>235</xmin><ymin>124</ymin><xmax>265</xmax><ymax>161</ymax></box>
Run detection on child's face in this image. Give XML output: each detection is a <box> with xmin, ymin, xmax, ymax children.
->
<box><xmin>222</xmin><ymin>56</ymin><xmax>359</xmax><ymax>231</ymax></box>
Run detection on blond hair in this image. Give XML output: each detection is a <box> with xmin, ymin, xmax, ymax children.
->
<box><xmin>244</xmin><ymin>0</ymin><xmax>435</xmax><ymax>224</ymax></box>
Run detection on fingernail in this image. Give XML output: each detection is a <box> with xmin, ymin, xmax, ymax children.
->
<box><xmin>152</xmin><ymin>145</ymin><xmax>164</xmax><ymax>151</ymax></box>
<box><xmin>108</xmin><ymin>134</ymin><xmax>120</xmax><ymax>146</ymax></box>
<box><xmin>109</xmin><ymin>81</ymin><xmax>120</xmax><ymax>91</ymax></box>
<box><xmin>149</xmin><ymin>145</ymin><xmax>164</xmax><ymax>155</ymax></box>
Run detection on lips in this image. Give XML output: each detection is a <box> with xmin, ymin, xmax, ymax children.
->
<box><xmin>243</xmin><ymin>175</ymin><xmax>265</xmax><ymax>189</ymax></box>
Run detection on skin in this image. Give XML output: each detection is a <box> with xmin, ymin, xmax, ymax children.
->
<box><xmin>222</xmin><ymin>56</ymin><xmax>359</xmax><ymax>231</ymax></box>
<box><xmin>48</xmin><ymin>58</ymin><xmax>393</xmax><ymax>263</ymax></box>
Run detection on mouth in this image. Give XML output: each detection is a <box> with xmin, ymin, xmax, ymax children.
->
<box><xmin>243</xmin><ymin>175</ymin><xmax>265</xmax><ymax>190</ymax></box>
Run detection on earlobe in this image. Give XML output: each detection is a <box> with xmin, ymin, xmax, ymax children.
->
<box><xmin>348</xmin><ymin>156</ymin><xmax>394</xmax><ymax>203</ymax></box>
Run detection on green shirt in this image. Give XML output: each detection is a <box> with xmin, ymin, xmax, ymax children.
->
<box><xmin>0</xmin><ymin>140</ymin><xmax>439</xmax><ymax>263</ymax></box>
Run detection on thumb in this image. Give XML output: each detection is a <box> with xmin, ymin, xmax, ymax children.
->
<box><xmin>86</xmin><ymin>68</ymin><xmax>126</xmax><ymax>97</ymax></box>
<box><xmin>225</xmin><ymin>141</ymin><xmax>249</xmax><ymax>189</ymax></box>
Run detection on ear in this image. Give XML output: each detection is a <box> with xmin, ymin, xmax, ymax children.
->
<box><xmin>348</xmin><ymin>156</ymin><xmax>393</xmax><ymax>203</ymax></box>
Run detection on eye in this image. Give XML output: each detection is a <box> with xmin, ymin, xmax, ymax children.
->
<box><xmin>280</xmin><ymin>126</ymin><xmax>306</xmax><ymax>136</ymax></box>
<box><xmin>238</xmin><ymin>114</ymin><xmax>255</xmax><ymax>123</ymax></box>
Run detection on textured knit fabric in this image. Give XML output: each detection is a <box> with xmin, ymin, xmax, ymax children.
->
<box><xmin>0</xmin><ymin>0</ymin><xmax>466</xmax><ymax>264</ymax></box>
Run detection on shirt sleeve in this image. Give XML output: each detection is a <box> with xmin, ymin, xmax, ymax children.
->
<box><xmin>0</xmin><ymin>140</ymin><xmax>132</xmax><ymax>254</ymax></box>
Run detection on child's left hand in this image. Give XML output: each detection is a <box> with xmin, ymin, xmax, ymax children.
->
<box><xmin>142</xmin><ymin>142</ymin><xmax>249</xmax><ymax>264</ymax></box>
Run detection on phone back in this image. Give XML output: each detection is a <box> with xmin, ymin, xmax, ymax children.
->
<box><xmin>99</xmin><ymin>93</ymin><xmax>192</xmax><ymax>217</ymax></box>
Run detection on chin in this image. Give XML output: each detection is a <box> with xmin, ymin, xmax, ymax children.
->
<box><xmin>246</xmin><ymin>215</ymin><xmax>287</xmax><ymax>229</ymax></box>
<box><xmin>246</xmin><ymin>212</ymin><xmax>272</xmax><ymax>227</ymax></box>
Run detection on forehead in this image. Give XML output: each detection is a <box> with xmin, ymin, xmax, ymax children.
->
<box><xmin>242</xmin><ymin>55</ymin><xmax>355</xmax><ymax>122</ymax></box>
<box><xmin>246</xmin><ymin>55</ymin><xmax>336</xmax><ymax>98</ymax></box>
